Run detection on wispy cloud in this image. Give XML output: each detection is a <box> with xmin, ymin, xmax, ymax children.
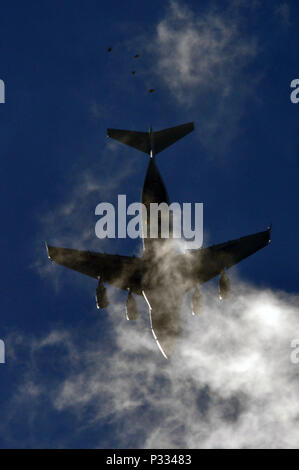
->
<box><xmin>275</xmin><ymin>3</ymin><xmax>291</xmax><ymax>27</ymax></box>
<box><xmin>3</xmin><ymin>281</ymin><xmax>299</xmax><ymax>448</ymax></box>
<box><xmin>147</xmin><ymin>0</ymin><xmax>259</xmax><ymax>150</ymax></box>
<box><xmin>32</xmin><ymin>139</ymin><xmax>141</xmax><ymax>289</ymax></box>
<box><xmin>153</xmin><ymin>1</ymin><xmax>257</xmax><ymax>102</ymax></box>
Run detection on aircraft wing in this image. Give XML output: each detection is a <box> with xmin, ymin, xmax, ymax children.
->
<box><xmin>46</xmin><ymin>244</ymin><xmax>143</xmax><ymax>295</ymax></box>
<box><xmin>184</xmin><ymin>228</ymin><xmax>271</xmax><ymax>285</ymax></box>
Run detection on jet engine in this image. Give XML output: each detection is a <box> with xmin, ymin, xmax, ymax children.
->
<box><xmin>219</xmin><ymin>271</ymin><xmax>230</xmax><ymax>300</ymax></box>
<box><xmin>125</xmin><ymin>290</ymin><xmax>139</xmax><ymax>320</ymax></box>
<box><xmin>191</xmin><ymin>287</ymin><xmax>202</xmax><ymax>316</ymax></box>
<box><xmin>95</xmin><ymin>279</ymin><xmax>109</xmax><ymax>310</ymax></box>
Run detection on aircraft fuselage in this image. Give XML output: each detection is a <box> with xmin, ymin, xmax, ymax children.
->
<box><xmin>141</xmin><ymin>151</ymin><xmax>184</xmax><ymax>358</ymax></box>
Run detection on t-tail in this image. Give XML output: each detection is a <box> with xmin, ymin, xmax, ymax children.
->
<box><xmin>107</xmin><ymin>122</ymin><xmax>194</xmax><ymax>158</ymax></box>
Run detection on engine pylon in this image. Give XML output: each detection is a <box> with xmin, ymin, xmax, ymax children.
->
<box><xmin>219</xmin><ymin>271</ymin><xmax>230</xmax><ymax>300</ymax></box>
<box><xmin>191</xmin><ymin>286</ymin><xmax>202</xmax><ymax>316</ymax></box>
<box><xmin>125</xmin><ymin>290</ymin><xmax>139</xmax><ymax>320</ymax></box>
<box><xmin>95</xmin><ymin>279</ymin><xmax>109</xmax><ymax>310</ymax></box>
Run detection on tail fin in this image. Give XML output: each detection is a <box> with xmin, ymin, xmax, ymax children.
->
<box><xmin>107</xmin><ymin>122</ymin><xmax>194</xmax><ymax>155</ymax></box>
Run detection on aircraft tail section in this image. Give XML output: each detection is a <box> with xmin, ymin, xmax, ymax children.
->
<box><xmin>107</xmin><ymin>122</ymin><xmax>194</xmax><ymax>155</ymax></box>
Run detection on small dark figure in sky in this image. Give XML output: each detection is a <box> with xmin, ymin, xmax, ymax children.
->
<box><xmin>131</xmin><ymin>71</ymin><xmax>136</xmax><ymax>75</ymax></box>
<box><xmin>148</xmin><ymin>89</ymin><xmax>155</xmax><ymax>93</ymax></box>
<box><xmin>134</xmin><ymin>54</ymin><xmax>140</xmax><ymax>58</ymax></box>
<box><xmin>107</xmin><ymin>47</ymin><xmax>112</xmax><ymax>52</ymax></box>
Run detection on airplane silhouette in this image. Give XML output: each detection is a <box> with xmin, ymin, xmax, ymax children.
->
<box><xmin>46</xmin><ymin>122</ymin><xmax>271</xmax><ymax>358</ymax></box>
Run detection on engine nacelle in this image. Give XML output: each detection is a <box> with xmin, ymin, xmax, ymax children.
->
<box><xmin>95</xmin><ymin>280</ymin><xmax>109</xmax><ymax>309</ymax></box>
<box><xmin>125</xmin><ymin>291</ymin><xmax>139</xmax><ymax>320</ymax></box>
<box><xmin>219</xmin><ymin>272</ymin><xmax>230</xmax><ymax>300</ymax></box>
<box><xmin>191</xmin><ymin>287</ymin><xmax>202</xmax><ymax>316</ymax></box>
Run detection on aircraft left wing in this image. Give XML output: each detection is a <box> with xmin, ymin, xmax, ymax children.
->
<box><xmin>182</xmin><ymin>227</ymin><xmax>271</xmax><ymax>285</ymax></box>
<box><xmin>46</xmin><ymin>245</ymin><xmax>143</xmax><ymax>295</ymax></box>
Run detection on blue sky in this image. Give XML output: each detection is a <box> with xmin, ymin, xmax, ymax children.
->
<box><xmin>0</xmin><ymin>0</ymin><xmax>298</xmax><ymax>449</ymax></box>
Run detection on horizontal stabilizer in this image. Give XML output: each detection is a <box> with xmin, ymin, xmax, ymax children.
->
<box><xmin>153</xmin><ymin>122</ymin><xmax>194</xmax><ymax>154</ymax></box>
<box><xmin>107</xmin><ymin>129</ymin><xmax>150</xmax><ymax>154</ymax></box>
<box><xmin>107</xmin><ymin>122</ymin><xmax>194</xmax><ymax>155</ymax></box>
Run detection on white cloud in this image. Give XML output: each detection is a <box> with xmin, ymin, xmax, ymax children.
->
<box><xmin>154</xmin><ymin>1</ymin><xmax>256</xmax><ymax>100</ymax></box>
<box><xmin>148</xmin><ymin>0</ymin><xmax>259</xmax><ymax>150</ymax></box>
<box><xmin>5</xmin><ymin>281</ymin><xmax>299</xmax><ymax>448</ymax></box>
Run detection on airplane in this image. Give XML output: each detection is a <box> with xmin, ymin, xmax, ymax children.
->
<box><xmin>46</xmin><ymin>122</ymin><xmax>271</xmax><ymax>359</ymax></box>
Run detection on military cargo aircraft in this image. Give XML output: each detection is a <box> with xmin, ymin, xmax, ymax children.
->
<box><xmin>46</xmin><ymin>122</ymin><xmax>271</xmax><ymax>358</ymax></box>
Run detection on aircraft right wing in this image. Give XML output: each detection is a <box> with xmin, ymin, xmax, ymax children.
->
<box><xmin>46</xmin><ymin>245</ymin><xmax>144</xmax><ymax>295</ymax></box>
<box><xmin>183</xmin><ymin>227</ymin><xmax>271</xmax><ymax>285</ymax></box>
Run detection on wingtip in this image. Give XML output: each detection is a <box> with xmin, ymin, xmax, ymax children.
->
<box><xmin>267</xmin><ymin>224</ymin><xmax>272</xmax><ymax>243</ymax></box>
